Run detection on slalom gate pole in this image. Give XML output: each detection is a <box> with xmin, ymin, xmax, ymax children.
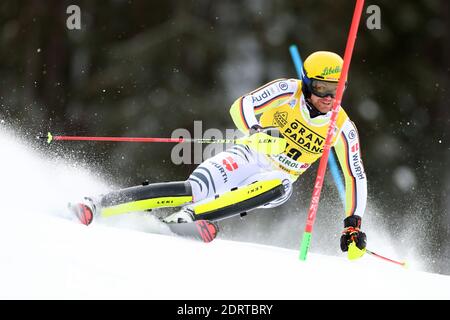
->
<box><xmin>366</xmin><ymin>249</ymin><xmax>408</xmax><ymax>268</ymax></box>
<box><xmin>289</xmin><ymin>44</ymin><xmax>346</xmax><ymax>205</ymax></box>
<box><xmin>299</xmin><ymin>0</ymin><xmax>365</xmax><ymax>261</ymax></box>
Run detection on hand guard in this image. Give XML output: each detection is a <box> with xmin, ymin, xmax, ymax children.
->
<box><xmin>340</xmin><ymin>215</ymin><xmax>367</xmax><ymax>253</ymax></box>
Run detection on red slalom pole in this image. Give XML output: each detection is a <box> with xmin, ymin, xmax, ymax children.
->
<box><xmin>299</xmin><ymin>0</ymin><xmax>365</xmax><ymax>260</ymax></box>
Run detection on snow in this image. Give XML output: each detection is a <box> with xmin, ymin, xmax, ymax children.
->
<box><xmin>1</xmin><ymin>127</ymin><xmax>450</xmax><ymax>300</ymax></box>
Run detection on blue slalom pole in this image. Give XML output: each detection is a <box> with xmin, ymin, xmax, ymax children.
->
<box><xmin>289</xmin><ymin>44</ymin><xmax>346</xmax><ymax>205</ymax></box>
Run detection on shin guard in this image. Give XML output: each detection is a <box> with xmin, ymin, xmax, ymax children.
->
<box><xmin>191</xmin><ymin>179</ymin><xmax>285</xmax><ymax>221</ymax></box>
<box><xmin>100</xmin><ymin>181</ymin><xmax>193</xmax><ymax>217</ymax></box>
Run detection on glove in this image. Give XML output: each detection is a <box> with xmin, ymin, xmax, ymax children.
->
<box><xmin>249</xmin><ymin>124</ymin><xmax>263</xmax><ymax>135</ymax></box>
<box><xmin>249</xmin><ymin>124</ymin><xmax>281</xmax><ymax>138</ymax></box>
<box><xmin>340</xmin><ymin>215</ymin><xmax>367</xmax><ymax>252</ymax></box>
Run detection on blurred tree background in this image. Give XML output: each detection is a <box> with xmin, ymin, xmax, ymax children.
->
<box><xmin>1</xmin><ymin>1</ymin><xmax>449</xmax><ymax>274</ymax></box>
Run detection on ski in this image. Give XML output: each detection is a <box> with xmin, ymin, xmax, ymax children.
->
<box><xmin>165</xmin><ymin>220</ymin><xmax>218</xmax><ymax>243</ymax></box>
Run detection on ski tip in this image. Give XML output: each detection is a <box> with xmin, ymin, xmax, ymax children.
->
<box><xmin>166</xmin><ymin>220</ymin><xmax>218</xmax><ymax>243</ymax></box>
<box><xmin>401</xmin><ymin>261</ymin><xmax>409</xmax><ymax>269</ymax></box>
<box><xmin>195</xmin><ymin>220</ymin><xmax>219</xmax><ymax>243</ymax></box>
<box><xmin>69</xmin><ymin>202</ymin><xmax>94</xmax><ymax>226</ymax></box>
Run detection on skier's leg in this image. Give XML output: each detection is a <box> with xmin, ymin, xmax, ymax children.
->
<box><xmin>71</xmin><ymin>145</ymin><xmax>291</xmax><ymax>225</ymax></box>
<box><xmin>71</xmin><ymin>144</ymin><xmax>260</xmax><ymax>225</ymax></box>
<box><xmin>70</xmin><ymin>181</ymin><xmax>193</xmax><ymax>225</ymax></box>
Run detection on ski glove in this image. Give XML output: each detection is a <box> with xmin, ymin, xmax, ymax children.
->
<box><xmin>249</xmin><ymin>124</ymin><xmax>282</xmax><ymax>138</ymax></box>
<box><xmin>249</xmin><ymin>124</ymin><xmax>263</xmax><ymax>135</ymax></box>
<box><xmin>340</xmin><ymin>215</ymin><xmax>367</xmax><ymax>252</ymax></box>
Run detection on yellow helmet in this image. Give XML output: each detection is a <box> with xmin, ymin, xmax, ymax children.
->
<box><xmin>303</xmin><ymin>51</ymin><xmax>343</xmax><ymax>82</ymax></box>
<box><xmin>302</xmin><ymin>51</ymin><xmax>345</xmax><ymax>98</ymax></box>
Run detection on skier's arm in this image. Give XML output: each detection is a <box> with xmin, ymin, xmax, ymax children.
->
<box><xmin>333</xmin><ymin>119</ymin><xmax>367</xmax><ymax>218</ymax></box>
<box><xmin>229</xmin><ymin>78</ymin><xmax>298</xmax><ymax>134</ymax></box>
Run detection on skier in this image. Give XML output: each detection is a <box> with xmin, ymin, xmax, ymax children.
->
<box><xmin>70</xmin><ymin>51</ymin><xmax>367</xmax><ymax>255</ymax></box>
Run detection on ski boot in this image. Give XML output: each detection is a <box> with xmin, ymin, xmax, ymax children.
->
<box><xmin>68</xmin><ymin>197</ymin><xmax>98</xmax><ymax>226</ymax></box>
<box><xmin>162</xmin><ymin>206</ymin><xmax>195</xmax><ymax>224</ymax></box>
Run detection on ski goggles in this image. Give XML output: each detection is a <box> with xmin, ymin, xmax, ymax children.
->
<box><xmin>309</xmin><ymin>79</ymin><xmax>340</xmax><ymax>98</ymax></box>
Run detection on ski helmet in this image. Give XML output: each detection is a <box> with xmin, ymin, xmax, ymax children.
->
<box><xmin>301</xmin><ymin>51</ymin><xmax>345</xmax><ymax>98</ymax></box>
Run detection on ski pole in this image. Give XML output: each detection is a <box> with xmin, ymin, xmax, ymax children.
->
<box><xmin>366</xmin><ymin>249</ymin><xmax>409</xmax><ymax>268</ymax></box>
<box><xmin>289</xmin><ymin>44</ymin><xmax>346</xmax><ymax>206</ymax></box>
<box><xmin>39</xmin><ymin>131</ymin><xmax>287</xmax><ymax>155</ymax></box>
<box><xmin>299</xmin><ymin>0</ymin><xmax>365</xmax><ymax>261</ymax></box>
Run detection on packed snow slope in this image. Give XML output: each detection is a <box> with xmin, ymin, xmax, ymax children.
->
<box><xmin>1</xmin><ymin>127</ymin><xmax>450</xmax><ymax>300</ymax></box>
